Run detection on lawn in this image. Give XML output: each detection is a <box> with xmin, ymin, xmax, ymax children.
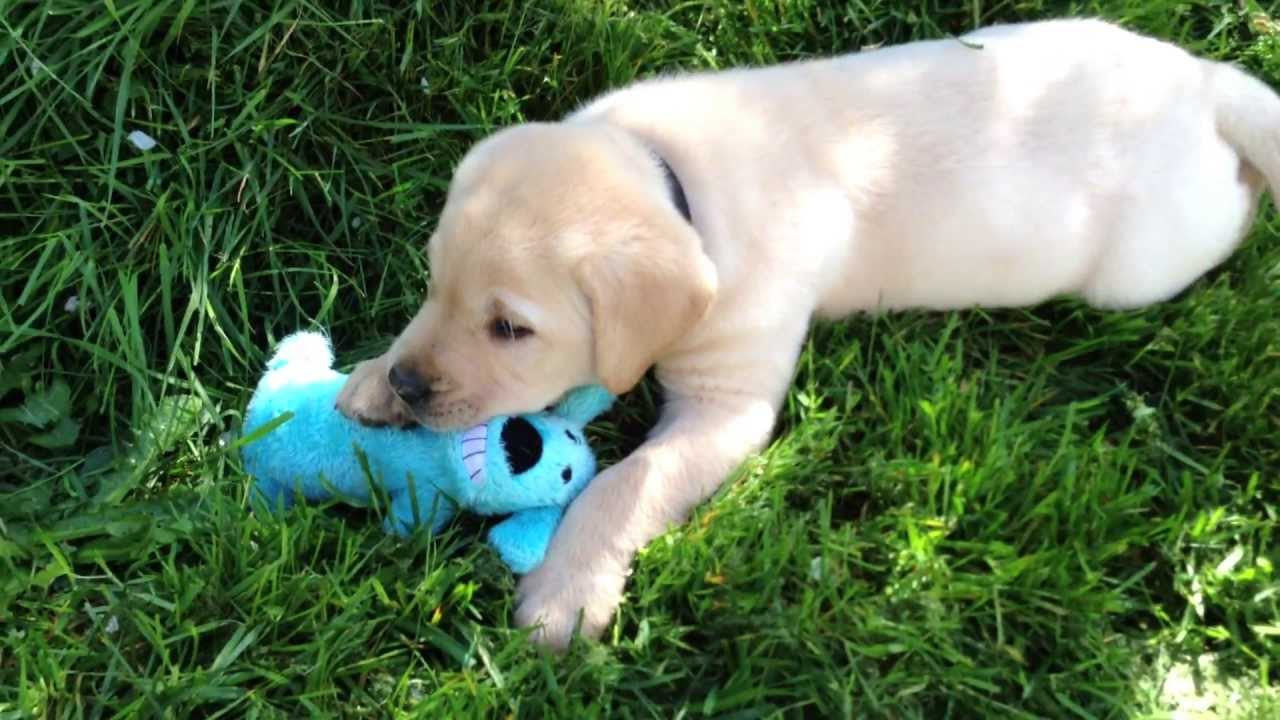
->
<box><xmin>2</xmin><ymin>0</ymin><xmax>1278</xmax><ymax>717</ymax></box>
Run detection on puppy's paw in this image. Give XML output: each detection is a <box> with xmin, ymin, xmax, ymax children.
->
<box><xmin>335</xmin><ymin>356</ymin><xmax>413</xmax><ymax>427</ymax></box>
<box><xmin>515</xmin><ymin>554</ymin><xmax>627</xmax><ymax>651</ymax></box>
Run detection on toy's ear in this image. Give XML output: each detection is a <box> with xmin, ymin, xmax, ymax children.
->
<box><xmin>265</xmin><ymin>331</ymin><xmax>335</xmax><ymax>371</ymax></box>
<box><xmin>550</xmin><ymin>385</ymin><xmax>615</xmax><ymax>426</ymax></box>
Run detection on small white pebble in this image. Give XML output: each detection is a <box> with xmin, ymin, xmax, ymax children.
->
<box><xmin>127</xmin><ymin>130</ymin><xmax>157</xmax><ymax>151</ymax></box>
<box><xmin>105</xmin><ymin>616</ymin><xmax>119</xmax><ymax>634</ymax></box>
<box><xmin>408</xmin><ymin>678</ymin><xmax>426</xmax><ymax>703</ymax></box>
<box><xmin>808</xmin><ymin>556</ymin><xmax>824</xmax><ymax>582</ymax></box>
<box><xmin>419</xmin><ymin>76</ymin><xmax>430</xmax><ymax>92</ymax></box>
<box><xmin>64</xmin><ymin>295</ymin><xmax>80</xmax><ymax>313</ymax></box>
<box><xmin>1189</xmin><ymin>575</ymin><xmax>1205</xmax><ymax>619</ymax></box>
<box><xmin>351</xmin><ymin>216</ymin><xmax>363</xmax><ymax>229</ymax></box>
<box><xmin>218</xmin><ymin>431</ymin><xmax>232</xmax><ymax>449</ymax></box>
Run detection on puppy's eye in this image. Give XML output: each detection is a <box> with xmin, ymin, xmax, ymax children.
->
<box><xmin>490</xmin><ymin>317</ymin><xmax>534</xmax><ymax>341</ymax></box>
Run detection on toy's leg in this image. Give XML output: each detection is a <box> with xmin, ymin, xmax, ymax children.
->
<box><xmin>383</xmin><ymin>490</ymin><xmax>457</xmax><ymax>537</ymax></box>
<box><xmin>488</xmin><ymin>507</ymin><xmax>564</xmax><ymax>574</ymax></box>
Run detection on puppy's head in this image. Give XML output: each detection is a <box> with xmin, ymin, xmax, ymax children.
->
<box><xmin>387</xmin><ymin>123</ymin><xmax>717</xmax><ymax>430</ymax></box>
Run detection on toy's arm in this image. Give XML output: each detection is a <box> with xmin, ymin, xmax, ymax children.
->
<box><xmin>487</xmin><ymin>506</ymin><xmax>564</xmax><ymax>574</ymax></box>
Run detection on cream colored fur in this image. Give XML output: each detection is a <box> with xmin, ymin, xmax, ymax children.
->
<box><xmin>336</xmin><ymin>18</ymin><xmax>1279</xmax><ymax>648</ymax></box>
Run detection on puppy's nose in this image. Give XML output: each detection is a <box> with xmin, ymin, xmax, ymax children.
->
<box><xmin>387</xmin><ymin>363</ymin><xmax>432</xmax><ymax>406</ymax></box>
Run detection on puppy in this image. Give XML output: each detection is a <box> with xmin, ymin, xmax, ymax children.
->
<box><xmin>337</xmin><ymin>18</ymin><xmax>1279</xmax><ymax>648</ymax></box>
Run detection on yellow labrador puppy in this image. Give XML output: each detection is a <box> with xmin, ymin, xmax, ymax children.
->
<box><xmin>337</xmin><ymin>18</ymin><xmax>1279</xmax><ymax>648</ymax></box>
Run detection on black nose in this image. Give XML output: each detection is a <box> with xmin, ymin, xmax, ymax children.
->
<box><xmin>387</xmin><ymin>363</ymin><xmax>431</xmax><ymax>405</ymax></box>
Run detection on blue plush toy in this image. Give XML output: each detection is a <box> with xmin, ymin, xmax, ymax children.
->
<box><xmin>240</xmin><ymin>331</ymin><xmax>613</xmax><ymax>573</ymax></box>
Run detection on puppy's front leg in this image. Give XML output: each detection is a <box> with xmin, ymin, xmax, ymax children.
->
<box><xmin>515</xmin><ymin>390</ymin><xmax>780</xmax><ymax>649</ymax></box>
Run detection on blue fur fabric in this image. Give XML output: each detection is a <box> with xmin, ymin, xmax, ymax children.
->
<box><xmin>241</xmin><ymin>331</ymin><xmax>613</xmax><ymax>573</ymax></box>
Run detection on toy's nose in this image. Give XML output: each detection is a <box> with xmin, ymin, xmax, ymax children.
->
<box><xmin>500</xmin><ymin>417</ymin><xmax>542</xmax><ymax>474</ymax></box>
<box><xmin>387</xmin><ymin>363</ymin><xmax>432</xmax><ymax>406</ymax></box>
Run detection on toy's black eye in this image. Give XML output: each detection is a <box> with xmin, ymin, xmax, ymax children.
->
<box><xmin>490</xmin><ymin>317</ymin><xmax>533</xmax><ymax>341</ymax></box>
<box><xmin>564</xmin><ymin>429</ymin><xmax>579</xmax><ymax>444</ymax></box>
<box><xmin>561</xmin><ymin>466</ymin><xmax>572</xmax><ymax>484</ymax></box>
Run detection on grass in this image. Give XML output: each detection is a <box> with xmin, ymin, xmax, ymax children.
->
<box><xmin>1</xmin><ymin>0</ymin><xmax>1278</xmax><ymax>716</ymax></box>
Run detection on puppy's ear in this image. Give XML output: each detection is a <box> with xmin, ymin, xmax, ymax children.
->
<box><xmin>574</xmin><ymin>226</ymin><xmax>717</xmax><ymax>395</ymax></box>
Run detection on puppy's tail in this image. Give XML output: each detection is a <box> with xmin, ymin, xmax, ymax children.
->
<box><xmin>1213</xmin><ymin>61</ymin><xmax>1280</xmax><ymax>195</ymax></box>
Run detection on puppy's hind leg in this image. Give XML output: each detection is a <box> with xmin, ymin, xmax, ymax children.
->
<box><xmin>1081</xmin><ymin>61</ymin><xmax>1280</xmax><ymax>310</ymax></box>
<box><xmin>1081</xmin><ymin>175</ymin><xmax>1261</xmax><ymax>311</ymax></box>
<box><xmin>1082</xmin><ymin>120</ymin><xmax>1267</xmax><ymax>307</ymax></box>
